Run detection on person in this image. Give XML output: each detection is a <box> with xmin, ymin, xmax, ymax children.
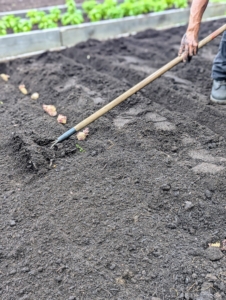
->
<box><xmin>179</xmin><ymin>0</ymin><xmax>226</xmax><ymax>104</ymax></box>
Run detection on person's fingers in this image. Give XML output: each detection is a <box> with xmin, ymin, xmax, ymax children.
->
<box><xmin>183</xmin><ymin>43</ymin><xmax>189</xmax><ymax>62</ymax></box>
<box><xmin>193</xmin><ymin>42</ymin><xmax>198</xmax><ymax>55</ymax></box>
<box><xmin>178</xmin><ymin>44</ymin><xmax>184</xmax><ymax>56</ymax></box>
<box><xmin>179</xmin><ymin>34</ymin><xmax>186</xmax><ymax>56</ymax></box>
<box><xmin>179</xmin><ymin>34</ymin><xmax>199</xmax><ymax>62</ymax></box>
<box><xmin>189</xmin><ymin>43</ymin><xmax>195</xmax><ymax>57</ymax></box>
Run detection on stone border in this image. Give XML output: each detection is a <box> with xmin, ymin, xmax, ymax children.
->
<box><xmin>0</xmin><ymin>3</ymin><xmax>225</xmax><ymax>60</ymax></box>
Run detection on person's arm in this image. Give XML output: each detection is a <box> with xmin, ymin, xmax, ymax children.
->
<box><xmin>179</xmin><ymin>0</ymin><xmax>209</xmax><ymax>62</ymax></box>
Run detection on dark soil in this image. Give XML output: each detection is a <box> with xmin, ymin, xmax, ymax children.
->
<box><xmin>1</xmin><ymin>19</ymin><xmax>226</xmax><ymax>300</ymax></box>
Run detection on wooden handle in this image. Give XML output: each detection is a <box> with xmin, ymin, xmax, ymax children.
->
<box><xmin>75</xmin><ymin>24</ymin><xmax>226</xmax><ymax>131</ymax></box>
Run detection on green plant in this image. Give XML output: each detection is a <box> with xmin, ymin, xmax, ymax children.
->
<box><xmin>0</xmin><ymin>20</ymin><xmax>7</xmax><ymax>36</ymax></box>
<box><xmin>210</xmin><ymin>0</ymin><xmax>225</xmax><ymax>2</ymax></box>
<box><xmin>0</xmin><ymin>0</ymin><xmax>192</xmax><ymax>35</ymax></box>
<box><xmin>104</xmin><ymin>6</ymin><xmax>124</xmax><ymax>19</ymax></box>
<box><xmin>38</xmin><ymin>15</ymin><xmax>58</xmax><ymax>29</ymax></box>
<box><xmin>76</xmin><ymin>144</ymin><xmax>85</xmax><ymax>152</ymax></box>
<box><xmin>119</xmin><ymin>0</ymin><xmax>144</xmax><ymax>17</ymax></box>
<box><xmin>152</xmin><ymin>0</ymin><xmax>168</xmax><ymax>12</ymax></box>
<box><xmin>26</xmin><ymin>8</ymin><xmax>61</xmax><ymax>28</ymax></box>
<box><xmin>88</xmin><ymin>4</ymin><xmax>104</xmax><ymax>21</ymax></box>
<box><xmin>16</xmin><ymin>19</ymin><xmax>33</xmax><ymax>33</ymax></box>
<box><xmin>2</xmin><ymin>15</ymin><xmax>20</xmax><ymax>29</ymax></box>
<box><xmin>26</xmin><ymin>10</ymin><xmax>46</xmax><ymax>25</ymax></box>
<box><xmin>166</xmin><ymin>0</ymin><xmax>188</xmax><ymax>8</ymax></box>
<box><xmin>49</xmin><ymin>7</ymin><xmax>61</xmax><ymax>22</ymax></box>
<box><xmin>61</xmin><ymin>10</ymin><xmax>84</xmax><ymax>25</ymax></box>
<box><xmin>2</xmin><ymin>15</ymin><xmax>32</xmax><ymax>33</ymax></box>
<box><xmin>141</xmin><ymin>0</ymin><xmax>156</xmax><ymax>13</ymax></box>
<box><xmin>61</xmin><ymin>0</ymin><xmax>84</xmax><ymax>25</ymax></box>
<box><xmin>88</xmin><ymin>0</ymin><xmax>118</xmax><ymax>21</ymax></box>
<box><xmin>82</xmin><ymin>0</ymin><xmax>97</xmax><ymax>14</ymax></box>
<box><xmin>66</xmin><ymin>0</ymin><xmax>77</xmax><ymax>13</ymax></box>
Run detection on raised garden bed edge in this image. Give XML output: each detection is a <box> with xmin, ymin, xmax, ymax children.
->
<box><xmin>0</xmin><ymin>3</ymin><xmax>225</xmax><ymax>61</ymax></box>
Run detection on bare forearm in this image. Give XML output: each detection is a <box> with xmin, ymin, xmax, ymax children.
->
<box><xmin>179</xmin><ymin>0</ymin><xmax>209</xmax><ymax>62</ymax></box>
<box><xmin>187</xmin><ymin>0</ymin><xmax>209</xmax><ymax>37</ymax></box>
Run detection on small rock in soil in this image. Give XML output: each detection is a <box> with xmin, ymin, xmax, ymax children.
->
<box><xmin>206</xmin><ymin>247</ymin><xmax>224</xmax><ymax>261</ymax></box>
<box><xmin>189</xmin><ymin>227</ymin><xmax>196</xmax><ymax>234</ymax></box>
<box><xmin>205</xmin><ymin>274</ymin><xmax>218</xmax><ymax>282</ymax></box>
<box><xmin>21</xmin><ymin>267</ymin><xmax>30</xmax><ymax>273</ymax></box>
<box><xmin>196</xmin><ymin>291</ymin><xmax>213</xmax><ymax>300</ymax></box>
<box><xmin>9</xmin><ymin>269</ymin><xmax>17</xmax><ymax>275</ymax></box>
<box><xmin>184</xmin><ymin>201</ymin><xmax>194</xmax><ymax>210</ymax></box>
<box><xmin>122</xmin><ymin>269</ymin><xmax>133</xmax><ymax>280</ymax></box>
<box><xmin>37</xmin><ymin>267</ymin><xmax>43</xmax><ymax>272</ymax></box>
<box><xmin>196</xmin><ymin>282</ymin><xmax>214</xmax><ymax>300</ymax></box>
<box><xmin>19</xmin><ymin>296</ymin><xmax>30</xmax><ymax>300</ymax></box>
<box><xmin>205</xmin><ymin>190</ymin><xmax>213</xmax><ymax>199</ymax></box>
<box><xmin>184</xmin><ymin>292</ymin><xmax>190</xmax><ymax>300</ymax></box>
<box><xmin>109</xmin><ymin>263</ymin><xmax>116</xmax><ymax>270</ymax></box>
<box><xmin>9</xmin><ymin>220</ymin><xmax>16</xmax><ymax>226</ymax></box>
<box><xmin>55</xmin><ymin>276</ymin><xmax>62</xmax><ymax>283</ymax></box>
<box><xmin>56</xmin><ymin>259</ymin><xmax>62</xmax><ymax>264</ymax></box>
<box><xmin>68</xmin><ymin>297</ymin><xmax>76</xmax><ymax>300</ymax></box>
<box><xmin>161</xmin><ymin>184</ymin><xmax>171</xmax><ymax>191</ymax></box>
<box><xmin>219</xmin><ymin>282</ymin><xmax>226</xmax><ymax>292</ymax></box>
<box><xmin>214</xmin><ymin>292</ymin><xmax>222</xmax><ymax>300</ymax></box>
<box><xmin>91</xmin><ymin>151</ymin><xmax>97</xmax><ymax>157</ymax></box>
<box><xmin>28</xmin><ymin>270</ymin><xmax>37</xmax><ymax>276</ymax></box>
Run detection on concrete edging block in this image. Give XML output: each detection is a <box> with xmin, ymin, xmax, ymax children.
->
<box><xmin>60</xmin><ymin>3</ymin><xmax>226</xmax><ymax>47</ymax></box>
<box><xmin>60</xmin><ymin>9</ymin><xmax>189</xmax><ymax>47</ymax></box>
<box><xmin>0</xmin><ymin>28</ymin><xmax>61</xmax><ymax>59</ymax></box>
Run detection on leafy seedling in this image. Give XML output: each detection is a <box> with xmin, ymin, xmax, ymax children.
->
<box><xmin>16</xmin><ymin>19</ymin><xmax>33</xmax><ymax>33</ymax></box>
<box><xmin>88</xmin><ymin>0</ymin><xmax>118</xmax><ymax>21</ymax></box>
<box><xmin>66</xmin><ymin>0</ymin><xmax>77</xmax><ymax>13</ymax></box>
<box><xmin>88</xmin><ymin>5</ymin><xmax>104</xmax><ymax>22</ymax></box>
<box><xmin>26</xmin><ymin>10</ymin><xmax>46</xmax><ymax>25</ymax></box>
<box><xmin>0</xmin><ymin>20</ymin><xmax>7</xmax><ymax>36</ymax></box>
<box><xmin>76</xmin><ymin>144</ymin><xmax>85</xmax><ymax>152</ymax></box>
<box><xmin>166</xmin><ymin>0</ymin><xmax>188</xmax><ymax>8</ymax></box>
<box><xmin>38</xmin><ymin>15</ymin><xmax>58</xmax><ymax>29</ymax></box>
<box><xmin>141</xmin><ymin>0</ymin><xmax>156</xmax><ymax>13</ymax></box>
<box><xmin>49</xmin><ymin>7</ymin><xmax>61</xmax><ymax>22</ymax></box>
<box><xmin>2</xmin><ymin>15</ymin><xmax>32</xmax><ymax>33</ymax></box>
<box><xmin>104</xmin><ymin>6</ymin><xmax>124</xmax><ymax>19</ymax></box>
<box><xmin>61</xmin><ymin>10</ymin><xmax>84</xmax><ymax>25</ymax></box>
<box><xmin>61</xmin><ymin>0</ymin><xmax>84</xmax><ymax>25</ymax></box>
<box><xmin>2</xmin><ymin>15</ymin><xmax>19</xmax><ymax>28</ymax></box>
<box><xmin>82</xmin><ymin>0</ymin><xmax>97</xmax><ymax>14</ymax></box>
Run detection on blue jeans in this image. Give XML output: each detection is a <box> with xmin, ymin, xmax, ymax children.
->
<box><xmin>212</xmin><ymin>31</ymin><xmax>226</xmax><ymax>80</ymax></box>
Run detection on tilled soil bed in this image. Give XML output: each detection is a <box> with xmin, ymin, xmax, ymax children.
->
<box><xmin>1</xmin><ymin>19</ymin><xmax>226</xmax><ymax>300</ymax></box>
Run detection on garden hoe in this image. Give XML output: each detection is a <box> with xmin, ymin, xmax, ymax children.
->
<box><xmin>51</xmin><ymin>24</ymin><xmax>226</xmax><ymax>148</ymax></box>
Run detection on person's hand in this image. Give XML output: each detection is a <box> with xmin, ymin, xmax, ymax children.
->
<box><xmin>178</xmin><ymin>32</ymin><xmax>199</xmax><ymax>63</ymax></box>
